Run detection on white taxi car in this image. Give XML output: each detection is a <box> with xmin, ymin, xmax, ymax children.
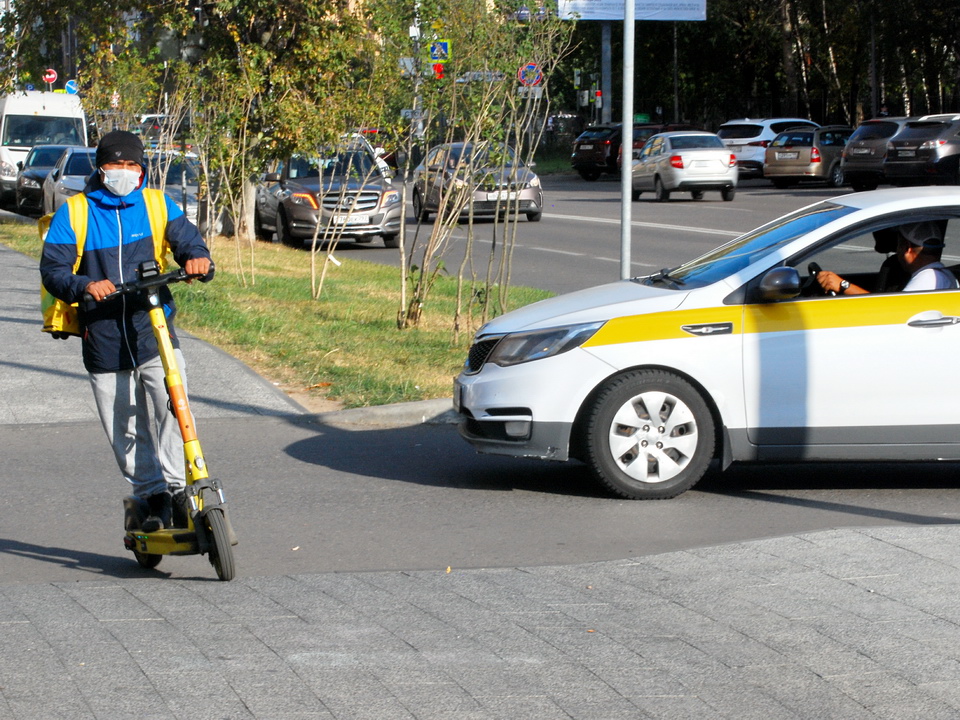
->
<box><xmin>455</xmin><ymin>187</ymin><xmax>960</xmax><ymax>499</ymax></box>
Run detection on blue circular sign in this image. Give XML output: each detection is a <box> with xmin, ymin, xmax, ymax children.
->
<box><xmin>64</xmin><ymin>79</ymin><xmax>78</xmax><ymax>95</ymax></box>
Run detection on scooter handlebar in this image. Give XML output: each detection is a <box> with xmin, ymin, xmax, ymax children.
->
<box><xmin>84</xmin><ymin>262</ymin><xmax>214</xmax><ymax>304</ymax></box>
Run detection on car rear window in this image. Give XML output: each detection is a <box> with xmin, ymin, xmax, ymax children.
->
<box><xmin>848</xmin><ymin>121</ymin><xmax>901</xmax><ymax>142</ymax></box>
<box><xmin>576</xmin><ymin>127</ymin><xmax>618</xmax><ymax>141</ymax></box>
<box><xmin>897</xmin><ymin>121</ymin><xmax>950</xmax><ymax>140</ymax></box>
<box><xmin>669</xmin><ymin>135</ymin><xmax>723</xmax><ymax>150</ymax></box>
<box><xmin>717</xmin><ymin>124</ymin><xmax>763</xmax><ymax>140</ymax></box>
<box><xmin>770</xmin><ymin>121</ymin><xmax>816</xmax><ymax>133</ymax></box>
<box><xmin>772</xmin><ymin>132</ymin><xmax>813</xmax><ymax>147</ymax></box>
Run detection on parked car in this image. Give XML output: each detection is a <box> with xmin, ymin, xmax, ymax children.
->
<box><xmin>763</xmin><ymin>125</ymin><xmax>853</xmax><ymax>188</ymax></box>
<box><xmin>630</xmin><ymin>131</ymin><xmax>737</xmax><ymax>202</ymax></box>
<box><xmin>570</xmin><ymin>123</ymin><xmax>622</xmax><ymax>180</ymax></box>
<box><xmin>411</xmin><ymin>142</ymin><xmax>543</xmax><ymax>222</ymax></box>
<box><xmin>254</xmin><ymin>143</ymin><xmax>402</xmax><ymax>248</ymax></box>
<box><xmin>884</xmin><ymin>114</ymin><xmax>960</xmax><ymax>186</ymax></box>
<box><xmin>15</xmin><ymin>144</ymin><xmax>77</xmax><ymax>216</ymax></box>
<box><xmin>145</xmin><ymin>150</ymin><xmax>201</xmax><ymax>226</ymax></box>
<box><xmin>717</xmin><ymin>117</ymin><xmax>819</xmax><ymax>177</ymax></box>
<box><xmin>841</xmin><ymin>117</ymin><xmax>912</xmax><ymax>192</ymax></box>
<box><xmin>616</xmin><ymin>122</ymin><xmax>701</xmax><ymax>169</ymax></box>
<box><xmin>41</xmin><ymin>146</ymin><xmax>96</xmax><ymax>215</ymax></box>
<box><xmin>454</xmin><ymin>186</ymin><xmax>960</xmax><ymax>499</ymax></box>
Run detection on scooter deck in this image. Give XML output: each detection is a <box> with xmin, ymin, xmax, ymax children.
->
<box><xmin>124</xmin><ymin>529</ymin><xmax>199</xmax><ymax>556</ymax></box>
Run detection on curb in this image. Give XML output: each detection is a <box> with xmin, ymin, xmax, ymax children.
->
<box><xmin>313</xmin><ymin>397</ymin><xmax>457</xmax><ymax>428</ymax></box>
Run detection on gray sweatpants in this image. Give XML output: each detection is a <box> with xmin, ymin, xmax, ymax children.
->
<box><xmin>89</xmin><ymin>350</ymin><xmax>189</xmax><ymax>499</ymax></box>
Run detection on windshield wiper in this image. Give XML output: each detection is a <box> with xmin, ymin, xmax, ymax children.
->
<box><xmin>640</xmin><ymin>267</ymin><xmax>681</xmax><ymax>289</ymax></box>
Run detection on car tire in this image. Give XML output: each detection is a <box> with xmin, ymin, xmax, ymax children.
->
<box><xmin>691</xmin><ymin>190</ymin><xmax>705</xmax><ymax>201</ymax></box>
<box><xmin>412</xmin><ymin>191</ymin><xmax>430</xmax><ymax>222</ymax></box>
<box><xmin>654</xmin><ymin>177</ymin><xmax>670</xmax><ymax>202</ymax></box>
<box><xmin>578</xmin><ymin>169</ymin><xmax>602</xmax><ymax>181</ymax></box>
<box><xmin>277</xmin><ymin>212</ymin><xmax>300</xmax><ymax>248</ymax></box>
<box><xmin>828</xmin><ymin>163</ymin><xmax>845</xmax><ymax>188</ymax></box>
<box><xmin>583</xmin><ymin>369</ymin><xmax>716</xmax><ymax>500</ymax></box>
<box><xmin>631</xmin><ymin>188</ymin><xmax>641</xmax><ymax>201</ymax></box>
<box><xmin>721</xmin><ymin>186</ymin><xmax>736</xmax><ymax>202</ymax></box>
<box><xmin>526</xmin><ymin>211</ymin><xmax>542</xmax><ymax>222</ymax></box>
<box><xmin>382</xmin><ymin>233</ymin><xmax>400</xmax><ymax>248</ymax></box>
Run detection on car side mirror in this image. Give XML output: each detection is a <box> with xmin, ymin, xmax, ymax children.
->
<box><xmin>51</xmin><ymin>169</ymin><xmax>60</xmax><ymax>180</ymax></box>
<box><xmin>16</xmin><ymin>161</ymin><xmax>22</xmax><ymax>170</ymax></box>
<box><xmin>264</xmin><ymin>172</ymin><xmax>281</xmax><ymax>182</ymax></box>
<box><xmin>758</xmin><ymin>266</ymin><xmax>801</xmax><ymax>301</ymax></box>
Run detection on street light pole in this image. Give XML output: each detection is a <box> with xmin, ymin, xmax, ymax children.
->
<box><xmin>619</xmin><ymin>0</ymin><xmax>635</xmax><ymax>280</ymax></box>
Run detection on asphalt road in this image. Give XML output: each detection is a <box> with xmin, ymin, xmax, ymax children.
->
<box><xmin>343</xmin><ymin>175</ymin><xmax>855</xmax><ymax>294</ymax></box>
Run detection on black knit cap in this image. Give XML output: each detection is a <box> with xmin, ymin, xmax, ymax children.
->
<box><xmin>96</xmin><ymin>130</ymin><xmax>145</xmax><ymax>168</ymax></box>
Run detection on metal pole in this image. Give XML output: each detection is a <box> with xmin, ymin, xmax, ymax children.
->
<box><xmin>601</xmin><ymin>22</ymin><xmax>613</xmax><ymax>124</ymax></box>
<box><xmin>620</xmin><ymin>0</ymin><xmax>635</xmax><ymax>280</ymax></box>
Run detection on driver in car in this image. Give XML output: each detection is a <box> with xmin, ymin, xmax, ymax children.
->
<box><xmin>816</xmin><ymin>221</ymin><xmax>959</xmax><ymax>295</ymax></box>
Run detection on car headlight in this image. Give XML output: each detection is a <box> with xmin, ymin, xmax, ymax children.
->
<box><xmin>290</xmin><ymin>192</ymin><xmax>319</xmax><ymax>209</ymax></box>
<box><xmin>528</xmin><ymin>176</ymin><xmax>541</xmax><ymax>188</ymax></box>
<box><xmin>19</xmin><ymin>177</ymin><xmax>40</xmax><ymax>189</ymax></box>
<box><xmin>485</xmin><ymin>321</ymin><xmax>604</xmax><ymax>367</ymax></box>
<box><xmin>381</xmin><ymin>189</ymin><xmax>400</xmax><ymax>207</ymax></box>
<box><xmin>0</xmin><ymin>160</ymin><xmax>16</xmax><ymax>179</ymax></box>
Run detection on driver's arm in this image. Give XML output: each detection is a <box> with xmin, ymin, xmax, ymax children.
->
<box><xmin>816</xmin><ymin>270</ymin><xmax>868</xmax><ymax>295</ymax></box>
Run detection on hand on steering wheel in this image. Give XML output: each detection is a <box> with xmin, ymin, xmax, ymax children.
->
<box><xmin>807</xmin><ymin>262</ymin><xmax>839</xmax><ymax>296</ymax></box>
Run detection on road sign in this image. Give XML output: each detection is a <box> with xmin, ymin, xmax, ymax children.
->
<box><xmin>517</xmin><ymin>63</ymin><xmax>543</xmax><ymax>86</ymax></box>
<box><xmin>64</xmin><ymin>79</ymin><xmax>78</xmax><ymax>95</ymax></box>
<box><xmin>42</xmin><ymin>68</ymin><xmax>57</xmax><ymax>84</ymax></box>
<box><xmin>429</xmin><ymin>40</ymin><xmax>450</xmax><ymax>63</ymax></box>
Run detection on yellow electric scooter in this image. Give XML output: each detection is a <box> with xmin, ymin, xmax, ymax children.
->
<box><xmin>104</xmin><ymin>259</ymin><xmax>237</xmax><ymax>581</ymax></box>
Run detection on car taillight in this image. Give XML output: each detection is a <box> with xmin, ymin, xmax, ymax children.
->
<box><xmin>920</xmin><ymin>139</ymin><xmax>947</xmax><ymax>150</ymax></box>
<box><xmin>669</xmin><ymin>155</ymin><xmax>684</xmax><ymax>169</ymax></box>
<box><xmin>728</xmin><ymin>154</ymin><xmax>737</xmax><ymax>167</ymax></box>
<box><xmin>810</xmin><ymin>147</ymin><xmax>821</xmax><ymax>163</ymax></box>
<box><xmin>747</xmin><ymin>140</ymin><xmax>770</xmax><ymax>148</ymax></box>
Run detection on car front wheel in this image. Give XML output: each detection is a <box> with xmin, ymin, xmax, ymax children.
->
<box><xmin>278</xmin><ymin>212</ymin><xmax>300</xmax><ymax>248</ymax></box>
<box><xmin>583</xmin><ymin>369</ymin><xmax>716</xmax><ymax>499</ymax></box>
<box><xmin>412</xmin><ymin>191</ymin><xmax>430</xmax><ymax>222</ymax></box>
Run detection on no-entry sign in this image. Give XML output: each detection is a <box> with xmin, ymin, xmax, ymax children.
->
<box><xmin>42</xmin><ymin>68</ymin><xmax>58</xmax><ymax>84</ymax></box>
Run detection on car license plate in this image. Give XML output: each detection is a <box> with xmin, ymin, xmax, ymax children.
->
<box><xmin>579</xmin><ymin>144</ymin><xmax>593</xmax><ymax>150</ymax></box>
<box><xmin>332</xmin><ymin>214</ymin><xmax>370</xmax><ymax>225</ymax></box>
<box><xmin>851</xmin><ymin>147</ymin><xmax>871</xmax><ymax>155</ymax></box>
<box><xmin>899</xmin><ymin>150</ymin><xmax>916</xmax><ymax>157</ymax></box>
<box><xmin>776</xmin><ymin>152</ymin><xmax>799</xmax><ymax>160</ymax></box>
<box><xmin>490</xmin><ymin>191</ymin><xmax>518</xmax><ymax>201</ymax></box>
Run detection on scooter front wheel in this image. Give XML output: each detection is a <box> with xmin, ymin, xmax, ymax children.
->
<box><xmin>206</xmin><ymin>509</ymin><xmax>236</xmax><ymax>581</ymax></box>
<box><xmin>133</xmin><ymin>550</ymin><xmax>162</xmax><ymax>569</ymax></box>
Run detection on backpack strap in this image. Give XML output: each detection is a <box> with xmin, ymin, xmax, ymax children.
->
<box><xmin>142</xmin><ymin>188</ymin><xmax>170</xmax><ymax>271</ymax></box>
<box><xmin>64</xmin><ymin>194</ymin><xmax>88</xmax><ymax>273</ymax></box>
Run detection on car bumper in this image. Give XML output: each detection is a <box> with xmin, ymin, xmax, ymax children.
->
<box><xmin>884</xmin><ymin>159</ymin><xmax>956</xmax><ymax>182</ymax></box>
<box><xmin>453</xmin><ymin>347</ymin><xmax>613</xmax><ymax>461</ymax></box>
<box><xmin>16</xmin><ymin>187</ymin><xmax>42</xmax><ymax>213</ymax></box>
<box><xmin>287</xmin><ymin>205</ymin><xmax>403</xmax><ymax>239</ymax></box>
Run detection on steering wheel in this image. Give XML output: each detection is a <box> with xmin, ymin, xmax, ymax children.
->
<box><xmin>801</xmin><ymin>262</ymin><xmax>823</xmax><ymax>293</ymax></box>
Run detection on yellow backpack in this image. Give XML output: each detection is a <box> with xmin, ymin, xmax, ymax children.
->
<box><xmin>39</xmin><ymin>189</ymin><xmax>169</xmax><ymax>336</ymax></box>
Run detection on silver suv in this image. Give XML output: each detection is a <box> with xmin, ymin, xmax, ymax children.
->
<box><xmin>717</xmin><ymin>117</ymin><xmax>819</xmax><ymax>177</ymax></box>
<box><xmin>884</xmin><ymin>114</ymin><xmax>960</xmax><ymax>186</ymax></box>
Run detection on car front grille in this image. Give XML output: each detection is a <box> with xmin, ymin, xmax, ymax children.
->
<box><xmin>477</xmin><ymin>181</ymin><xmax>525</xmax><ymax>192</ymax></box>
<box><xmin>320</xmin><ymin>190</ymin><xmax>381</xmax><ymax>212</ymax></box>
<box><xmin>470</xmin><ymin>200</ymin><xmax>536</xmax><ymax>212</ymax></box>
<box><xmin>466</xmin><ymin>337</ymin><xmax>501</xmax><ymax>373</ymax></box>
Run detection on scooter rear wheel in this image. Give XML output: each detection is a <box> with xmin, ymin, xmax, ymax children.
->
<box><xmin>206</xmin><ymin>509</ymin><xmax>236</xmax><ymax>581</ymax></box>
<box><xmin>134</xmin><ymin>551</ymin><xmax>162</xmax><ymax>569</ymax></box>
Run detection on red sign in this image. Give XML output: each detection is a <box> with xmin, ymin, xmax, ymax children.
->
<box><xmin>433</xmin><ymin>63</ymin><xmax>445</xmax><ymax>80</ymax></box>
<box><xmin>42</xmin><ymin>68</ymin><xmax>57</xmax><ymax>84</ymax></box>
<box><xmin>517</xmin><ymin>63</ymin><xmax>542</xmax><ymax>87</ymax></box>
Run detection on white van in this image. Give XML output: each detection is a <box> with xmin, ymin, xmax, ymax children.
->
<box><xmin>0</xmin><ymin>91</ymin><xmax>88</xmax><ymax>205</ymax></box>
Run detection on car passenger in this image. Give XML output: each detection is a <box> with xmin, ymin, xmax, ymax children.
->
<box><xmin>816</xmin><ymin>221</ymin><xmax>959</xmax><ymax>295</ymax></box>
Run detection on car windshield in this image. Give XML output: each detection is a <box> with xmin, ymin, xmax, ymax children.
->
<box><xmin>65</xmin><ymin>152</ymin><xmax>96</xmax><ymax>176</ymax></box>
<box><xmin>27</xmin><ymin>146</ymin><xmax>68</xmax><ymax>167</ymax></box>
<box><xmin>1</xmin><ymin>115</ymin><xmax>84</xmax><ymax>148</ymax></box>
<box><xmin>717</xmin><ymin>124</ymin><xmax>762</xmax><ymax>140</ymax></box>
<box><xmin>289</xmin><ymin>149</ymin><xmax>376</xmax><ymax>179</ymax></box>
<box><xmin>640</xmin><ymin>202</ymin><xmax>857</xmax><ymax>289</ymax></box>
<box><xmin>146</xmin><ymin>155</ymin><xmax>199</xmax><ymax>185</ymax></box>
<box><xmin>669</xmin><ymin>135</ymin><xmax>723</xmax><ymax>150</ymax></box>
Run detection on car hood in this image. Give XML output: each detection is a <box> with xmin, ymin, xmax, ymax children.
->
<box><xmin>476</xmin><ymin>280</ymin><xmax>687</xmax><ymax>337</ymax></box>
<box><xmin>22</xmin><ymin>166</ymin><xmax>55</xmax><ymax>181</ymax></box>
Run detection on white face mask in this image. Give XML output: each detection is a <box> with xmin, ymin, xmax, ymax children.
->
<box><xmin>101</xmin><ymin>168</ymin><xmax>141</xmax><ymax>197</ymax></box>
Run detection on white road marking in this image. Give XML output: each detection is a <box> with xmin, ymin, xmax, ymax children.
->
<box><xmin>544</xmin><ymin>212</ymin><xmax>744</xmax><ymax>237</ymax></box>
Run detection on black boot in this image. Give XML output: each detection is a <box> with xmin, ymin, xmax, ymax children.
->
<box><xmin>141</xmin><ymin>492</ymin><xmax>172</xmax><ymax>533</ymax></box>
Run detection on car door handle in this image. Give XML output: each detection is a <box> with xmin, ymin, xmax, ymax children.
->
<box><xmin>908</xmin><ymin>314</ymin><xmax>960</xmax><ymax>328</ymax></box>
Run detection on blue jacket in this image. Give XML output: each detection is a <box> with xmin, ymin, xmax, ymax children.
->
<box><xmin>40</xmin><ymin>175</ymin><xmax>213</xmax><ymax>373</ymax></box>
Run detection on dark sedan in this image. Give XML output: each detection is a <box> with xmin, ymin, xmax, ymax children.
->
<box><xmin>15</xmin><ymin>144</ymin><xmax>76</xmax><ymax>216</ymax></box>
